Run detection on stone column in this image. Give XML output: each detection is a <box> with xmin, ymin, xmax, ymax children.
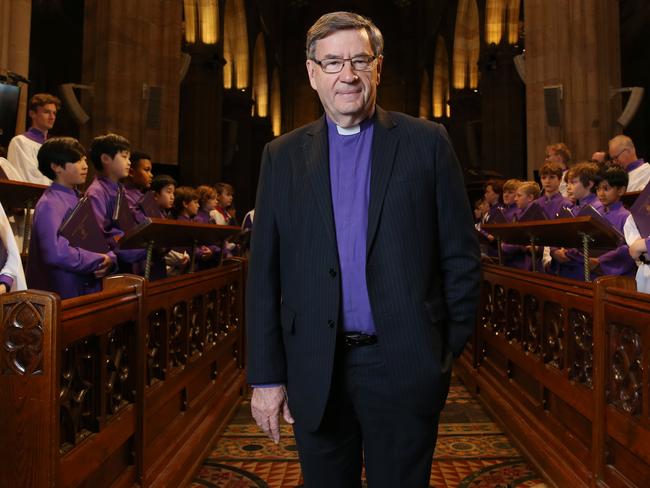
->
<box><xmin>524</xmin><ymin>0</ymin><xmax>621</xmax><ymax>177</ymax></box>
<box><xmin>0</xmin><ymin>0</ymin><xmax>32</xmax><ymax>134</ymax></box>
<box><xmin>80</xmin><ymin>0</ymin><xmax>181</xmax><ymax>164</ymax></box>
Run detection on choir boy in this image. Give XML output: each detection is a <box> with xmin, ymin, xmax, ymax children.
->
<box><xmin>501</xmin><ymin>179</ymin><xmax>521</xmax><ymax>221</ymax></box>
<box><xmin>551</xmin><ymin>162</ymin><xmax>603</xmax><ymax>280</ymax></box>
<box><xmin>501</xmin><ymin>181</ymin><xmax>541</xmax><ymax>270</ymax></box>
<box><xmin>85</xmin><ymin>133</ymin><xmax>146</xmax><ymax>271</ymax></box>
<box><xmin>122</xmin><ymin>151</ymin><xmax>153</xmax><ymax>222</ymax></box>
<box><xmin>151</xmin><ymin>174</ymin><xmax>176</xmax><ymax>217</ymax></box>
<box><xmin>483</xmin><ymin>179</ymin><xmax>503</xmax><ymax>222</ymax></box>
<box><xmin>536</xmin><ymin>161</ymin><xmax>573</xmax><ymax>219</ymax></box>
<box><xmin>196</xmin><ymin>185</ymin><xmax>218</xmax><ymax>224</ymax></box>
<box><xmin>589</xmin><ymin>165</ymin><xmax>636</xmax><ymax>277</ymax></box>
<box><xmin>27</xmin><ymin>137</ymin><xmax>115</xmax><ymax>298</ymax></box>
<box><xmin>172</xmin><ymin>186</ymin><xmax>218</xmax><ymax>270</ymax></box>
<box><xmin>210</xmin><ymin>182</ymin><xmax>236</xmax><ymax>225</ymax></box>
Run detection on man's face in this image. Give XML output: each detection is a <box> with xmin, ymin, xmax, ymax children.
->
<box><xmin>609</xmin><ymin>143</ymin><xmax>633</xmax><ymax>168</ymax></box>
<box><xmin>130</xmin><ymin>158</ymin><xmax>153</xmax><ymax>189</ymax></box>
<box><xmin>306</xmin><ymin>28</ymin><xmax>382</xmax><ymax>127</ymax></box>
<box><xmin>541</xmin><ymin>174</ymin><xmax>560</xmax><ymax>195</ymax></box>
<box><xmin>567</xmin><ymin>177</ymin><xmax>592</xmax><ymax>201</ymax></box>
<box><xmin>55</xmin><ymin>156</ymin><xmax>88</xmax><ymax>187</ymax></box>
<box><xmin>102</xmin><ymin>150</ymin><xmax>131</xmax><ymax>180</ymax></box>
<box><xmin>597</xmin><ymin>180</ymin><xmax>625</xmax><ymax>207</ymax></box>
<box><xmin>29</xmin><ymin>103</ymin><xmax>57</xmax><ymax>132</ymax></box>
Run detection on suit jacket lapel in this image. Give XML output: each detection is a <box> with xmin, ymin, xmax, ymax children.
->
<box><xmin>367</xmin><ymin>107</ymin><xmax>398</xmax><ymax>256</ymax></box>
<box><xmin>303</xmin><ymin>117</ymin><xmax>337</xmax><ymax>247</ymax></box>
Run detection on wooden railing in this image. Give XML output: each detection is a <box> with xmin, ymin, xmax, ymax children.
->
<box><xmin>0</xmin><ymin>261</ymin><xmax>247</xmax><ymax>488</ymax></box>
<box><xmin>456</xmin><ymin>262</ymin><xmax>650</xmax><ymax>487</ymax></box>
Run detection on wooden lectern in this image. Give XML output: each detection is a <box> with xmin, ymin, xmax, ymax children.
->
<box><xmin>117</xmin><ymin>218</ymin><xmax>241</xmax><ymax>280</ymax></box>
<box><xmin>0</xmin><ymin>179</ymin><xmax>48</xmax><ymax>260</ymax></box>
<box><xmin>483</xmin><ymin>216</ymin><xmax>622</xmax><ymax>281</ymax></box>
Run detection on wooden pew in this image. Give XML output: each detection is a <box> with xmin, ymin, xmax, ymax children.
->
<box><xmin>456</xmin><ymin>263</ymin><xmax>649</xmax><ymax>487</ymax></box>
<box><xmin>0</xmin><ymin>261</ymin><xmax>247</xmax><ymax>488</ymax></box>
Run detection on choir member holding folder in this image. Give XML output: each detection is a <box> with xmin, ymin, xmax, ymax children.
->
<box><xmin>27</xmin><ymin>137</ymin><xmax>115</xmax><ymax>299</ymax></box>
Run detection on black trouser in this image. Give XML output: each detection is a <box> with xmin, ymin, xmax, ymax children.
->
<box><xmin>292</xmin><ymin>342</ymin><xmax>441</xmax><ymax>488</ymax></box>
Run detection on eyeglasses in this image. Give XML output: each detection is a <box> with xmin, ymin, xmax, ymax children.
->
<box><xmin>311</xmin><ymin>55</ymin><xmax>377</xmax><ymax>74</ymax></box>
<box><xmin>611</xmin><ymin>148</ymin><xmax>628</xmax><ymax>161</ymax></box>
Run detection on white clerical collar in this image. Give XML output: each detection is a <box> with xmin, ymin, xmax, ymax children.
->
<box><xmin>336</xmin><ymin>124</ymin><xmax>361</xmax><ymax>135</ymax></box>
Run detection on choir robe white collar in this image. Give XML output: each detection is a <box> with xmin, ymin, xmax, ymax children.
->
<box><xmin>0</xmin><ymin>202</ymin><xmax>27</xmax><ymax>291</ymax></box>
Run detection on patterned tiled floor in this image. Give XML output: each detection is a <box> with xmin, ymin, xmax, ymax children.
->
<box><xmin>190</xmin><ymin>374</ymin><xmax>548</xmax><ymax>487</ymax></box>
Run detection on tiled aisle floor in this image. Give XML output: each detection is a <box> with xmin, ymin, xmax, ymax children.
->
<box><xmin>190</xmin><ymin>374</ymin><xmax>548</xmax><ymax>487</ymax></box>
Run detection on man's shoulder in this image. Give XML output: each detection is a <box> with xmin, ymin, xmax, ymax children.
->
<box><xmin>383</xmin><ymin>110</ymin><xmax>445</xmax><ymax>133</ymax></box>
<box><xmin>267</xmin><ymin>118</ymin><xmax>322</xmax><ymax>152</ymax></box>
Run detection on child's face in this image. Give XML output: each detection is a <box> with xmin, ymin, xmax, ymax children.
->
<box><xmin>217</xmin><ymin>190</ymin><xmax>233</xmax><ymax>208</ymax></box>
<box><xmin>541</xmin><ymin>174</ymin><xmax>560</xmax><ymax>195</ymax></box>
<box><xmin>55</xmin><ymin>156</ymin><xmax>88</xmax><ymax>188</ymax></box>
<box><xmin>515</xmin><ymin>189</ymin><xmax>534</xmax><ymax>209</ymax></box>
<box><xmin>184</xmin><ymin>198</ymin><xmax>200</xmax><ymax>217</ymax></box>
<box><xmin>102</xmin><ymin>150</ymin><xmax>131</xmax><ymax>180</ymax></box>
<box><xmin>203</xmin><ymin>197</ymin><xmax>217</xmax><ymax>212</ymax></box>
<box><xmin>130</xmin><ymin>158</ymin><xmax>153</xmax><ymax>189</ymax></box>
<box><xmin>502</xmin><ymin>189</ymin><xmax>516</xmax><ymax>205</ymax></box>
<box><xmin>484</xmin><ymin>186</ymin><xmax>499</xmax><ymax>205</ymax></box>
<box><xmin>597</xmin><ymin>180</ymin><xmax>626</xmax><ymax>207</ymax></box>
<box><xmin>155</xmin><ymin>184</ymin><xmax>175</xmax><ymax>210</ymax></box>
<box><xmin>567</xmin><ymin>177</ymin><xmax>592</xmax><ymax>201</ymax></box>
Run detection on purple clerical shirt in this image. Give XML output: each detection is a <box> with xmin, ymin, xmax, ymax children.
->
<box><xmin>536</xmin><ymin>192</ymin><xmax>573</xmax><ymax>220</ymax></box>
<box><xmin>597</xmin><ymin>201</ymin><xmax>636</xmax><ymax>277</ymax></box>
<box><xmin>327</xmin><ymin>116</ymin><xmax>376</xmax><ymax>335</ymax></box>
<box><xmin>27</xmin><ymin>183</ymin><xmax>114</xmax><ymax>299</ymax></box>
<box><xmin>123</xmin><ymin>183</ymin><xmax>147</xmax><ymax>224</ymax></box>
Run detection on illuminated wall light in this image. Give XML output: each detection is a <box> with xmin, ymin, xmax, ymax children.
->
<box><xmin>485</xmin><ymin>0</ymin><xmax>505</xmax><ymax>45</ymax></box>
<box><xmin>507</xmin><ymin>0</ymin><xmax>521</xmax><ymax>45</ymax></box>
<box><xmin>199</xmin><ymin>0</ymin><xmax>218</xmax><ymax>45</ymax></box>
<box><xmin>467</xmin><ymin>0</ymin><xmax>480</xmax><ymax>89</ymax></box>
<box><xmin>270</xmin><ymin>68</ymin><xmax>281</xmax><ymax>136</ymax></box>
<box><xmin>419</xmin><ymin>70</ymin><xmax>431</xmax><ymax>119</ymax></box>
<box><xmin>253</xmin><ymin>33</ymin><xmax>268</xmax><ymax>117</ymax></box>
<box><xmin>223</xmin><ymin>0</ymin><xmax>249</xmax><ymax>89</ymax></box>
<box><xmin>183</xmin><ymin>0</ymin><xmax>197</xmax><ymax>44</ymax></box>
<box><xmin>432</xmin><ymin>36</ymin><xmax>449</xmax><ymax>118</ymax></box>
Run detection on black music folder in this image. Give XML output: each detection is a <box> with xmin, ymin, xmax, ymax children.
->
<box><xmin>59</xmin><ymin>196</ymin><xmax>110</xmax><ymax>253</ymax></box>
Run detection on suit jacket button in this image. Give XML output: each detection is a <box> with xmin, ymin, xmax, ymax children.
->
<box><xmin>328</xmin><ymin>320</ymin><xmax>335</xmax><ymax>328</ymax></box>
<box><xmin>329</xmin><ymin>268</ymin><xmax>337</xmax><ymax>277</ymax></box>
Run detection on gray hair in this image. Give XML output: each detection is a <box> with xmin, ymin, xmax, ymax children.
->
<box><xmin>305</xmin><ymin>11</ymin><xmax>384</xmax><ymax>59</ymax></box>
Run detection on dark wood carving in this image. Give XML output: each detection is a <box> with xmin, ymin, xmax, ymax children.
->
<box><xmin>2</xmin><ymin>299</ymin><xmax>45</xmax><ymax>375</ymax></box>
<box><xmin>105</xmin><ymin>322</ymin><xmax>135</xmax><ymax>416</ymax></box>
<box><xmin>205</xmin><ymin>290</ymin><xmax>218</xmax><ymax>348</ymax></box>
<box><xmin>189</xmin><ymin>294</ymin><xmax>204</xmax><ymax>359</ymax></box>
<box><xmin>608</xmin><ymin>323</ymin><xmax>643</xmax><ymax>416</ymax></box>
<box><xmin>506</xmin><ymin>288</ymin><xmax>522</xmax><ymax>342</ymax></box>
<box><xmin>147</xmin><ymin>309</ymin><xmax>166</xmax><ymax>385</ymax></box>
<box><xmin>543</xmin><ymin>301</ymin><xmax>565</xmax><ymax>369</ymax></box>
<box><xmin>480</xmin><ymin>280</ymin><xmax>493</xmax><ymax>330</ymax></box>
<box><xmin>168</xmin><ymin>302</ymin><xmax>188</xmax><ymax>370</ymax></box>
<box><xmin>568</xmin><ymin>309</ymin><xmax>593</xmax><ymax>388</ymax></box>
<box><xmin>523</xmin><ymin>294</ymin><xmax>541</xmax><ymax>355</ymax></box>
<box><xmin>493</xmin><ymin>284</ymin><xmax>506</xmax><ymax>336</ymax></box>
<box><xmin>60</xmin><ymin>338</ymin><xmax>99</xmax><ymax>453</ymax></box>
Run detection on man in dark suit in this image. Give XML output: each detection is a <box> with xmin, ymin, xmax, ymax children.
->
<box><xmin>246</xmin><ymin>11</ymin><xmax>480</xmax><ymax>488</ymax></box>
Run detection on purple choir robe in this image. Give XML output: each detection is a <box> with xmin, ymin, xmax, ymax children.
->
<box><xmin>558</xmin><ymin>193</ymin><xmax>605</xmax><ymax>280</ymax></box>
<box><xmin>501</xmin><ymin>203</ymin><xmax>518</xmax><ymax>222</ymax></box>
<box><xmin>27</xmin><ymin>183</ymin><xmax>116</xmax><ymax>299</ymax></box>
<box><xmin>536</xmin><ymin>192</ymin><xmax>573</xmax><ymax>220</ymax></box>
<box><xmin>123</xmin><ymin>183</ymin><xmax>147</xmax><ymax>223</ymax></box>
<box><xmin>85</xmin><ymin>176</ymin><xmax>146</xmax><ymax>269</ymax></box>
<box><xmin>594</xmin><ymin>202</ymin><xmax>636</xmax><ymax>277</ymax></box>
<box><xmin>501</xmin><ymin>203</ymin><xmax>542</xmax><ymax>271</ymax></box>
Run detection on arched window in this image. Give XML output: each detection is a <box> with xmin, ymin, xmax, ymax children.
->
<box><xmin>419</xmin><ymin>70</ymin><xmax>431</xmax><ymax>119</ymax></box>
<box><xmin>452</xmin><ymin>0</ymin><xmax>480</xmax><ymax>90</ymax></box>
<box><xmin>199</xmin><ymin>0</ymin><xmax>218</xmax><ymax>45</ymax></box>
<box><xmin>270</xmin><ymin>68</ymin><xmax>281</xmax><ymax>136</ymax></box>
<box><xmin>252</xmin><ymin>33</ymin><xmax>268</xmax><ymax>116</ymax></box>
<box><xmin>223</xmin><ymin>0</ymin><xmax>249</xmax><ymax>89</ymax></box>
<box><xmin>432</xmin><ymin>36</ymin><xmax>450</xmax><ymax>118</ymax></box>
<box><xmin>183</xmin><ymin>0</ymin><xmax>198</xmax><ymax>44</ymax></box>
<box><xmin>507</xmin><ymin>0</ymin><xmax>521</xmax><ymax>45</ymax></box>
<box><xmin>485</xmin><ymin>0</ymin><xmax>506</xmax><ymax>45</ymax></box>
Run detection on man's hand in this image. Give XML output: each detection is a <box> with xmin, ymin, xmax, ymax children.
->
<box><xmin>630</xmin><ymin>238</ymin><xmax>648</xmax><ymax>260</ymax></box>
<box><xmin>251</xmin><ymin>386</ymin><xmax>294</xmax><ymax>444</ymax></box>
